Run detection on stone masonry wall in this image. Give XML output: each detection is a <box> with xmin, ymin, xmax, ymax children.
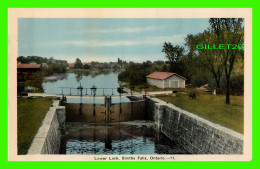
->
<box><xmin>147</xmin><ymin>97</ymin><xmax>243</xmax><ymax>154</ymax></box>
<box><xmin>28</xmin><ymin>100</ymin><xmax>66</xmax><ymax>154</ymax></box>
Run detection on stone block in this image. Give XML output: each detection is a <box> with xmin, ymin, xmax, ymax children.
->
<box><xmin>28</xmin><ymin>102</ymin><xmax>62</xmax><ymax>155</ymax></box>
<box><xmin>27</xmin><ymin>137</ymin><xmax>45</xmax><ymax>154</ymax></box>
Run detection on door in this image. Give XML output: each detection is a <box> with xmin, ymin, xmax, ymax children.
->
<box><xmin>170</xmin><ymin>80</ymin><xmax>179</xmax><ymax>88</ymax></box>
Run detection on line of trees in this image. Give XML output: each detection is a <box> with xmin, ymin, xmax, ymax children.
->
<box><xmin>72</xmin><ymin>58</ymin><xmax>122</xmax><ymax>70</ymax></box>
<box><xmin>162</xmin><ymin>18</ymin><xmax>244</xmax><ymax>104</ymax></box>
<box><xmin>18</xmin><ymin>56</ymin><xmax>68</xmax><ymax>75</ymax></box>
<box><xmin>118</xmin><ymin>60</ymin><xmax>168</xmax><ymax>87</ymax></box>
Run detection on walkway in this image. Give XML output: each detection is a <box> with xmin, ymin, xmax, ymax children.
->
<box><xmin>27</xmin><ymin>91</ymin><xmax>173</xmax><ymax>98</ymax></box>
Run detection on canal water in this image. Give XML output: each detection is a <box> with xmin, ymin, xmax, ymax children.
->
<box><xmin>59</xmin><ymin>121</ymin><xmax>190</xmax><ymax>155</ymax></box>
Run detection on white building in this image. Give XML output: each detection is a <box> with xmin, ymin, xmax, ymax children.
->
<box><xmin>146</xmin><ymin>72</ymin><xmax>186</xmax><ymax>89</ymax></box>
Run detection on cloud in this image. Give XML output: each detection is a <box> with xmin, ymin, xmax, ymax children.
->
<box><xmin>44</xmin><ymin>34</ymin><xmax>187</xmax><ymax>48</ymax></box>
<box><xmin>75</xmin><ymin>26</ymin><xmax>166</xmax><ymax>34</ymax></box>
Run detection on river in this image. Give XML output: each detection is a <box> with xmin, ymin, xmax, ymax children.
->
<box><xmin>43</xmin><ymin>70</ymin><xmax>122</xmax><ymax>96</ymax></box>
<box><xmin>42</xmin><ymin>71</ymin><xmax>131</xmax><ymax>104</ymax></box>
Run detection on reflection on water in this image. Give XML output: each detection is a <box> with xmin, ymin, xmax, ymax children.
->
<box><xmin>44</xmin><ymin>73</ymin><xmax>69</xmax><ymax>82</ymax></box>
<box><xmin>43</xmin><ymin>71</ymin><xmax>122</xmax><ymax>95</ymax></box>
<box><xmin>66</xmin><ymin>97</ymin><xmax>130</xmax><ymax>104</ymax></box>
<box><xmin>59</xmin><ymin>122</ymin><xmax>190</xmax><ymax>155</ymax></box>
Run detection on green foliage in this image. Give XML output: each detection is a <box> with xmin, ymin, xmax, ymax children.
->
<box><xmin>42</xmin><ymin>62</ymin><xmax>67</xmax><ymax>75</ymax></box>
<box><xmin>162</xmin><ymin>42</ymin><xmax>185</xmax><ymax>75</ymax></box>
<box><xmin>18</xmin><ymin>56</ymin><xmax>68</xmax><ymax>75</ymax></box>
<box><xmin>18</xmin><ymin>55</ymin><xmax>48</xmax><ymax>64</ymax></box>
<box><xmin>74</xmin><ymin>58</ymin><xmax>83</xmax><ymax>69</ymax></box>
<box><xmin>179</xmin><ymin>18</ymin><xmax>244</xmax><ymax>100</ymax></box>
<box><xmin>118</xmin><ymin>60</ymin><xmax>167</xmax><ymax>87</ymax></box>
<box><xmin>118</xmin><ymin>58</ymin><xmax>123</xmax><ymax>66</ymax></box>
<box><xmin>230</xmin><ymin>73</ymin><xmax>244</xmax><ymax>95</ymax></box>
<box><xmin>185</xmin><ymin>31</ymin><xmax>224</xmax><ymax>88</ymax></box>
<box><xmin>83</xmin><ymin>64</ymin><xmax>91</xmax><ymax>69</ymax></box>
<box><xmin>25</xmin><ymin>72</ymin><xmax>44</xmax><ymax>92</ymax></box>
<box><xmin>209</xmin><ymin>18</ymin><xmax>244</xmax><ymax>104</ymax></box>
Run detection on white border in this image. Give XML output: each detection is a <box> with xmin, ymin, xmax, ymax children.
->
<box><xmin>8</xmin><ymin>8</ymin><xmax>252</xmax><ymax>161</ymax></box>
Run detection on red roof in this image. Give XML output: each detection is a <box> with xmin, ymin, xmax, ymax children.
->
<box><xmin>146</xmin><ymin>72</ymin><xmax>186</xmax><ymax>80</ymax></box>
<box><xmin>17</xmin><ymin>64</ymin><xmax>41</xmax><ymax>69</ymax></box>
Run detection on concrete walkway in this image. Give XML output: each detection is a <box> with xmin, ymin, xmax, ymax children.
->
<box><xmin>28</xmin><ymin>90</ymin><xmax>173</xmax><ymax>98</ymax></box>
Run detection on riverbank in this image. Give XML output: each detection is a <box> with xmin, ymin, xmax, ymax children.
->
<box><xmin>18</xmin><ymin>97</ymin><xmax>54</xmax><ymax>154</ymax></box>
<box><xmin>68</xmin><ymin>68</ymin><xmax>123</xmax><ymax>73</ymax></box>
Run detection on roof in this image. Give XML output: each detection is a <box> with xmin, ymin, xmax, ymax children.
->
<box><xmin>17</xmin><ymin>64</ymin><xmax>41</xmax><ymax>69</ymax></box>
<box><xmin>146</xmin><ymin>72</ymin><xmax>186</xmax><ymax>80</ymax></box>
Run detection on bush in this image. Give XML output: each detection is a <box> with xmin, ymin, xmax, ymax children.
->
<box><xmin>230</xmin><ymin>74</ymin><xmax>244</xmax><ymax>95</ymax></box>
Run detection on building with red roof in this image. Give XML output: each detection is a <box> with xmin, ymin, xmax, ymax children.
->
<box><xmin>146</xmin><ymin>72</ymin><xmax>186</xmax><ymax>89</ymax></box>
<box><xmin>17</xmin><ymin>64</ymin><xmax>42</xmax><ymax>82</ymax></box>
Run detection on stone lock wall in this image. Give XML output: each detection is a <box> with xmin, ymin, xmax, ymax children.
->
<box><xmin>27</xmin><ymin>96</ymin><xmax>244</xmax><ymax>155</ymax></box>
<box><xmin>28</xmin><ymin>100</ymin><xmax>66</xmax><ymax>154</ymax></box>
<box><xmin>147</xmin><ymin>97</ymin><xmax>244</xmax><ymax>154</ymax></box>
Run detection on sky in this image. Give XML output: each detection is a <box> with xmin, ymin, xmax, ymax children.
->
<box><xmin>18</xmin><ymin>18</ymin><xmax>210</xmax><ymax>63</ymax></box>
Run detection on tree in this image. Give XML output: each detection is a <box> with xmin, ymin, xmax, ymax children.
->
<box><xmin>17</xmin><ymin>56</ymin><xmax>27</xmax><ymax>63</ymax></box>
<box><xmin>83</xmin><ymin>64</ymin><xmax>91</xmax><ymax>69</ymax></box>
<box><xmin>17</xmin><ymin>56</ymin><xmax>68</xmax><ymax>75</ymax></box>
<box><xmin>74</xmin><ymin>58</ymin><xmax>83</xmax><ymax>69</ymax></box>
<box><xmin>162</xmin><ymin>42</ymin><xmax>185</xmax><ymax>75</ymax></box>
<box><xmin>185</xmin><ymin>31</ymin><xmax>224</xmax><ymax>89</ymax></box>
<box><xmin>209</xmin><ymin>18</ymin><xmax>244</xmax><ymax>104</ymax></box>
<box><xmin>118</xmin><ymin>62</ymin><xmax>154</xmax><ymax>86</ymax></box>
<box><xmin>118</xmin><ymin>58</ymin><xmax>123</xmax><ymax>66</ymax></box>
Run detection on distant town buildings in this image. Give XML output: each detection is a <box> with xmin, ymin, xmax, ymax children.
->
<box><xmin>68</xmin><ymin>64</ymin><xmax>75</xmax><ymax>69</ymax></box>
<box><xmin>68</xmin><ymin>62</ymin><xmax>121</xmax><ymax>70</ymax></box>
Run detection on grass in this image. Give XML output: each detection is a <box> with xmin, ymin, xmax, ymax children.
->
<box><xmin>155</xmin><ymin>90</ymin><xmax>244</xmax><ymax>133</ymax></box>
<box><xmin>122</xmin><ymin>83</ymin><xmax>175</xmax><ymax>93</ymax></box>
<box><xmin>17</xmin><ymin>97</ymin><xmax>53</xmax><ymax>155</ymax></box>
<box><xmin>135</xmin><ymin>85</ymin><xmax>173</xmax><ymax>92</ymax></box>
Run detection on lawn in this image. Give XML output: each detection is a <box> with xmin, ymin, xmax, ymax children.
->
<box><xmin>17</xmin><ymin>97</ymin><xmax>53</xmax><ymax>155</ymax></box>
<box><xmin>122</xmin><ymin>83</ymin><xmax>174</xmax><ymax>93</ymax></box>
<box><xmin>155</xmin><ymin>91</ymin><xmax>244</xmax><ymax>133</ymax></box>
<box><xmin>135</xmin><ymin>85</ymin><xmax>173</xmax><ymax>92</ymax></box>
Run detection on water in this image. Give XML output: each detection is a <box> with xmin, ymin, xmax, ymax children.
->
<box><xmin>43</xmin><ymin>71</ymin><xmax>122</xmax><ymax>96</ymax></box>
<box><xmin>47</xmin><ymin>71</ymin><xmax>189</xmax><ymax>155</ymax></box>
<box><xmin>66</xmin><ymin>96</ymin><xmax>131</xmax><ymax>104</ymax></box>
<box><xmin>59</xmin><ymin>122</ymin><xmax>190</xmax><ymax>155</ymax></box>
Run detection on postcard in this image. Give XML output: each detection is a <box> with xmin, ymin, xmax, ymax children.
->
<box><xmin>8</xmin><ymin>8</ymin><xmax>252</xmax><ymax>161</ymax></box>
